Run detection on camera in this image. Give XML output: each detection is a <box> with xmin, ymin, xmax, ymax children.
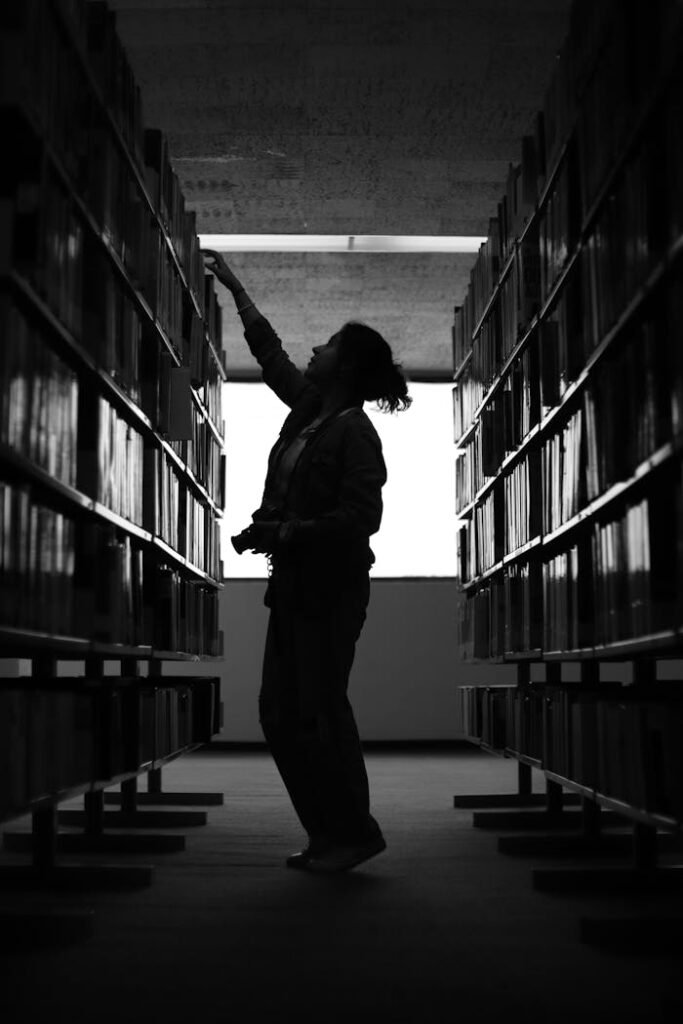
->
<box><xmin>230</xmin><ymin>504</ymin><xmax>281</xmax><ymax>555</ymax></box>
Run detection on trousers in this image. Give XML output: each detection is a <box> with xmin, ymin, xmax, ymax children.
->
<box><xmin>258</xmin><ymin>573</ymin><xmax>381</xmax><ymax>844</ymax></box>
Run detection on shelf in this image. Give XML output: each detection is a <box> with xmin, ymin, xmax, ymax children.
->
<box><xmin>542</xmin><ymin>439</ymin><xmax>682</xmax><ymax>548</ymax></box>
<box><xmin>504</xmin><ymin>748</ymin><xmax>542</xmax><ymax>769</ymax></box>
<box><xmin>471</xmin><ymin>246</ymin><xmax>516</xmax><ymax>343</ymax></box>
<box><xmin>0</xmin><ymin>626</ymin><xmax>224</xmax><ymax>661</ymax></box>
<box><xmin>452</xmin><ymin>350</ymin><xmax>472</xmax><ymax>384</ymax></box>
<box><xmin>0</xmin><ymin>627</ymin><xmax>90</xmax><ymax>656</ymax></box>
<box><xmin>455</xmin><ymin>316</ymin><xmax>539</xmax><ymax>449</ymax></box>
<box><xmin>504</xmin><ymin>649</ymin><xmax>543</xmax><ymax>662</ymax></box>
<box><xmin>93</xmin><ymin>502</ymin><xmax>150</xmax><ymax>542</ymax></box>
<box><xmin>458</xmin><ymin>232</ymin><xmax>683</xmax><ymax>524</ymax></box>
<box><xmin>160</xmin><ymin>441</ymin><xmax>224</xmax><ymax>518</ymax></box>
<box><xmin>539</xmin><ymin>770</ymin><xmax>681</xmax><ymax>832</ymax></box>
<box><xmin>190</xmin><ymin>391</ymin><xmax>225</xmax><ymax>448</ymax></box>
<box><xmin>152</xmin><ymin>537</ymin><xmax>222</xmax><ymax>588</ymax></box>
<box><xmin>0</xmin><ymin>442</ymin><xmax>92</xmax><ymax>513</ymax></box>
<box><xmin>5</xmin><ymin>269</ymin><xmax>154</xmax><ymax>434</ymax></box>
<box><xmin>48</xmin><ymin>0</ymin><xmax>209</xmax><ymax>330</ymax></box>
<box><xmin>4</xmin><ymin>273</ymin><xmax>224</xmax><ymax>517</ymax></box>
<box><xmin>9</xmin><ymin>55</ymin><xmax>226</xmax><ymax>428</ymax></box>
<box><xmin>0</xmin><ymin>444</ymin><xmax>223</xmax><ymax>587</ymax></box>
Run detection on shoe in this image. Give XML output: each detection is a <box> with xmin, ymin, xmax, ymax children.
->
<box><xmin>285</xmin><ymin>837</ymin><xmax>331</xmax><ymax>869</ymax></box>
<box><xmin>304</xmin><ymin>834</ymin><xmax>387</xmax><ymax>874</ymax></box>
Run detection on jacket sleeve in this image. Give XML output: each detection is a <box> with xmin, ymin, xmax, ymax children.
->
<box><xmin>244</xmin><ymin>315</ymin><xmax>318</xmax><ymax>409</ymax></box>
<box><xmin>280</xmin><ymin>420</ymin><xmax>387</xmax><ymax>547</ymax></box>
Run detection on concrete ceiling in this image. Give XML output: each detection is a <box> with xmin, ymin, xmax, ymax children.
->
<box><xmin>108</xmin><ymin>0</ymin><xmax>572</xmax><ymax>379</ymax></box>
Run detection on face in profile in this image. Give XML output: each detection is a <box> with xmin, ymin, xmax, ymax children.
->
<box><xmin>304</xmin><ymin>332</ymin><xmax>344</xmax><ymax>385</ymax></box>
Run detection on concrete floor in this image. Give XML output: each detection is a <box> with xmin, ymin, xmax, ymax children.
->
<box><xmin>1</xmin><ymin>748</ymin><xmax>682</xmax><ymax>1023</ymax></box>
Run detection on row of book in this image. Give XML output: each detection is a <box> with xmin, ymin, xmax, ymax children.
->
<box><xmin>575</xmin><ymin>4</ymin><xmax>677</xmax><ymax>221</ymax></box>
<box><xmin>0</xmin><ymin>298</ymin><xmax>79</xmax><ymax>488</ymax></box>
<box><xmin>453</xmin><ymin>345</ymin><xmax>538</xmax><ymax>453</ymax></box>
<box><xmin>1</xmin><ymin>1</ymin><xmax>93</xmax><ymax>195</ymax></box>
<box><xmin>457</xmin><ymin>457</ymin><xmax>542</xmax><ymax>583</ymax></box>
<box><xmin>495</xmin><ymin>138</ymin><xmax>542</xmax><ymax>264</ymax></box>
<box><xmin>0</xmin><ymin>676</ymin><xmax>221</xmax><ymax>822</ymax></box>
<box><xmin>581</xmin><ymin>125</ymin><xmax>671</xmax><ymax>356</ymax></box>
<box><xmin>78</xmin><ymin>395</ymin><xmax>145</xmax><ymax>527</ymax></box>
<box><xmin>456</xmin><ymin>281</ymin><xmax>681</xmax><ymax>532</ymax></box>
<box><xmin>0</xmin><ymin>489</ymin><xmax>223</xmax><ymax>649</ymax></box>
<box><xmin>143</xmin><ymin>448</ymin><xmax>222</xmax><ymax>577</ymax></box>
<box><xmin>0</xmin><ymin>482</ymin><xmax>76</xmax><ymax>637</ymax></box>
<box><xmin>590</xmin><ymin>486</ymin><xmax>678</xmax><ymax>645</ymax></box>
<box><xmin>538</xmin><ymin>153</ymin><xmax>576</xmax><ymax>307</ymax></box>
<box><xmin>460</xmin><ymin>680</ymin><xmax>683</xmax><ymax>822</ymax></box>
<box><xmin>453</xmin><ymin>231</ymin><xmax>542</xmax><ymax>380</ymax></box>
<box><xmin>458</xmin><ymin>460</ymin><xmax>682</xmax><ymax>658</ymax></box>
<box><xmin>143</xmin><ymin>129</ymin><xmax>207</xmax><ymax>312</ymax></box>
<box><xmin>75</xmin><ymin>523</ymin><xmax>146</xmax><ymax>645</ymax></box>
<box><xmin>1</xmin><ymin>289</ymin><xmax>225</xmax><ymax>538</ymax></box>
<box><xmin>154</xmin><ymin>566</ymin><xmax>223</xmax><ymax>655</ymax></box>
<box><xmin>452</xmin><ymin>15</ymin><xmax>682</xmax><ymax>389</ymax></box>
<box><xmin>2</xmin><ymin>118</ymin><xmax>226</xmax><ymax>408</ymax></box>
<box><xmin>541</xmin><ymin>407</ymin><xmax>583</xmax><ymax>534</ymax></box>
<box><xmin>455</xmin><ymin>565</ymin><xmax>543</xmax><ymax>660</ymax></box>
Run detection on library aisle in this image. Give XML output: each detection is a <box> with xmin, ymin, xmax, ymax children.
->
<box><xmin>1</xmin><ymin>748</ymin><xmax>682</xmax><ymax>1024</ymax></box>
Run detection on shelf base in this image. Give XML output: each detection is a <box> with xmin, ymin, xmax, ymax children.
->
<box><xmin>58</xmin><ymin>809</ymin><xmax>208</xmax><ymax>829</ymax></box>
<box><xmin>533</xmin><ymin>865</ymin><xmax>683</xmax><ymax>893</ymax></box>
<box><xmin>3</xmin><ymin>831</ymin><xmax>186</xmax><ymax>855</ymax></box>
<box><xmin>471</xmin><ymin>808</ymin><xmax>623</xmax><ymax>830</ymax></box>
<box><xmin>0</xmin><ymin>909</ymin><xmax>95</xmax><ymax>951</ymax></box>
<box><xmin>579</xmin><ymin>915</ymin><xmax>683</xmax><ymax>952</ymax></box>
<box><xmin>454</xmin><ymin>793</ymin><xmax>581</xmax><ymax>809</ymax></box>
<box><xmin>498</xmin><ymin>831</ymin><xmax>681</xmax><ymax>858</ymax></box>
<box><xmin>103</xmin><ymin>791</ymin><xmax>224</xmax><ymax>807</ymax></box>
<box><xmin>0</xmin><ymin>864</ymin><xmax>153</xmax><ymax>891</ymax></box>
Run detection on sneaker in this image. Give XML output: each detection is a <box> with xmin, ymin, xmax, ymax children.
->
<box><xmin>285</xmin><ymin>836</ymin><xmax>331</xmax><ymax>869</ymax></box>
<box><xmin>304</xmin><ymin>834</ymin><xmax>387</xmax><ymax>873</ymax></box>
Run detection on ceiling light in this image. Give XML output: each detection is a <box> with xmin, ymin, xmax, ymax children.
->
<box><xmin>199</xmin><ymin>234</ymin><xmax>487</xmax><ymax>253</ymax></box>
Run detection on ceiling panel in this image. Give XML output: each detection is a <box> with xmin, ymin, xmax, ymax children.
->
<box><xmin>106</xmin><ymin>0</ymin><xmax>572</xmax><ymax>376</ymax></box>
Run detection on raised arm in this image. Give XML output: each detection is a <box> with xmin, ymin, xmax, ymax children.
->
<box><xmin>202</xmin><ymin>250</ymin><xmax>262</xmax><ymax>330</ymax></box>
<box><xmin>202</xmin><ymin>250</ymin><xmax>313</xmax><ymax>408</ymax></box>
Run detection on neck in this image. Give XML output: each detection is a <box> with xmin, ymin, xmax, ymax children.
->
<box><xmin>317</xmin><ymin>383</ymin><xmax>361</xmax><ymax>418</ymax></box>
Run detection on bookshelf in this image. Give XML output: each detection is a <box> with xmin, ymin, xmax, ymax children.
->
<box><xmin>452</xmin><ymin>0</ymin><xmax>683</xmax><ymax>911</ymax></box>
<box><xmin>0</xmin><ymin>0</ymin><xmax>226</xmax><ymax>897</ymax></box>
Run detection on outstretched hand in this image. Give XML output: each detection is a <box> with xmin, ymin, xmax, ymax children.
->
<box><xmin>202</xmin><ymin>250</ymin><xmax>243</xmax><ymax>294</ymax></box>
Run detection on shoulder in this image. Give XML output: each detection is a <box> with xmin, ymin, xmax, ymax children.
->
<box><xmin>339</xmin><ymin>408</ymin><xmax>384</xmax><ymax>457</ymax></box>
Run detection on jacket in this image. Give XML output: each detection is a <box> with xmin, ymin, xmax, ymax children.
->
<box><xmin>244</xmin><ymin>315</ymin><xmax>387</xmax><ymax>608</ymax></box>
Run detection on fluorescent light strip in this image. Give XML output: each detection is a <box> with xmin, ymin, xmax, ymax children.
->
<box><xmin>199</xmin><ymin>234</ymin><xmax>486</xmax><ymax>253</ymax></box>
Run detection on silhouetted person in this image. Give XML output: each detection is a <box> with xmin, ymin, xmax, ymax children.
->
<box><xmin>204</xmin><ymin>250</ymin><xmax>412</xmax><ymax>872</ymax></box>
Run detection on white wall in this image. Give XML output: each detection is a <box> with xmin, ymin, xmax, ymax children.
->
<box><xmin>163</xmin><ymin>578</ymin><xmax>517</xmax><ymax>741</ymax></box>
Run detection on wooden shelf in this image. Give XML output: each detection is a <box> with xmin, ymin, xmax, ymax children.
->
<box><xmin>4</xmin><ymin>270</ymin><xmax>224</xmax><ymax>515</ymax></box>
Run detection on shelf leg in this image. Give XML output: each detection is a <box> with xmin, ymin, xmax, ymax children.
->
<box><xmin>546</xmin><ymin>778</ymin><xmax>563</xmax><ymax>816</ymax></box>
<box><xmin>518</xmin><ymin>761</ymin><xmax>532</xmax><ymax>798</ymax></box>
<box><xmin>148</xmin><ymin>768</ymin><xmax>163</xmax><ymax>795</ymax></box>
<box><xmin>581</xmin><ymin>796</ymin><xmax>601</xmax><ymax>838</ymax></box>
<box><xmin>84</xmin><ymin>791</ymin><xmax>104</xmax><ymax>836</ymax></box>
<box><xmin>32</xmin><ymin>806</ymin><xmax>58</xmax><ymax>871</ymax></box>
<box><xmin>120</xmin><ymin>778</ymin><xmax>138</xmax><ymax>816</ymax></box>
<box><xmin>633</xmin><ymin>823</ymin><xmax>658</xmax><ymax>870</ymax></box>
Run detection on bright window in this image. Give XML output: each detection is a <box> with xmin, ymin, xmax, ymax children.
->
<box><xmin>221</xmin><ymin>381</ymin><xmax>457</xmax><ymax>578</ymax></box>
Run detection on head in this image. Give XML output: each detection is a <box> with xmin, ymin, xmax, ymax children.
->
<box><xmin>305</xmin><ymin>322</ymin><xmax>412</xmax><ymax>413</ymax></box>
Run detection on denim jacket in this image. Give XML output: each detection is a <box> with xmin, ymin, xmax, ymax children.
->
<box><xmin>244</xmin><ymin>315</ymin><xmax>387</xmax><ymax>608</ymax></box>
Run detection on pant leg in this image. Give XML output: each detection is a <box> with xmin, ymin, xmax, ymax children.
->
<box><xmin>259</xmin><ymin>604</ymin><xmax>329</xmax><ymax>839</ymax></box>
<box><xmin>289</xmin><ymin>577</ymin><xmax>381</xmax><ymax>844</ymax></box>
<box><xmin>259</xmin><ymin>576</ymin><xmax>380</xmax><ymax>845</ymax></box>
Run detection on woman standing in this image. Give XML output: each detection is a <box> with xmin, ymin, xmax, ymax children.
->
<box><xmin>204</xmin><ymin>250</ymin><xmax>412</xmax><ymax>873</ymax></box>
